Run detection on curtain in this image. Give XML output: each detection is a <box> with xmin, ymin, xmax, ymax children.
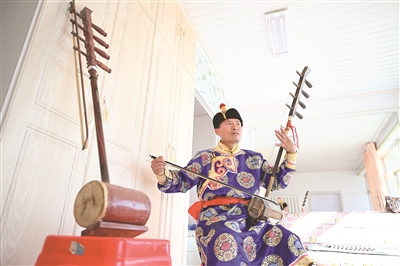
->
<box><xmin>363</xmin><ymin>142</ymin><xmax>387</xmax><ymax>211</ymax></box>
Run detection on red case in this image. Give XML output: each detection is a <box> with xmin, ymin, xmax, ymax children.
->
<box><xmin>35</xmin><ymin>235</ymin><xmax>171</xmax><ymax>265</ymax></box>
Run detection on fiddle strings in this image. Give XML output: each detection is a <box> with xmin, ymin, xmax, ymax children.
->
<box><xmin>267</xmin><ymin>69</ymin><xmax>305</xmax><ymax>164</ymax></box>
<box><xmin>267</xmin><ymin>92</ymin><xmax>292</xmax><ymax>165</ymax></box>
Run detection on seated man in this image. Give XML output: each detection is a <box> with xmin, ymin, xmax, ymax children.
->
<box><xmin>151</xmin><ymin>104</ymin><xmax>314</xmax><ymax>265</ymax></box>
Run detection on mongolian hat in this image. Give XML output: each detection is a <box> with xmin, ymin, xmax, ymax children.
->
<box><xmin>212</xmin><ymin>103</ymin><xmax>243</xmax><ymax>129</ymax></box>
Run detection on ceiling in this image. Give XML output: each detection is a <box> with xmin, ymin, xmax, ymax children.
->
<box><xmin>182</xmin><ymin>1</ymin><xmax>399</xmax><ymax>174</ymax></box>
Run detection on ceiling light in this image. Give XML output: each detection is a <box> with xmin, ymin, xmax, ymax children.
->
<box><xmin>265</xmin><ymin>9</ymin><xmax>291</xmax><ymax>56</ymax></box>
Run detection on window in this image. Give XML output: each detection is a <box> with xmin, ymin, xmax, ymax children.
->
<box><xmin>378</xmin><ymin>124</ymin><xmax>400</xmax><ymax>197</ymax></box>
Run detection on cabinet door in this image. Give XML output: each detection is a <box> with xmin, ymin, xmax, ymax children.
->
<box><xmin>138</xmin><ymin>0</ymin><xmax>158</xmax><ymax>23</ymax></box>
<box><xmin>99</xmin><ymin>1</ymin><xmax>154</xmax><ymax>191</ymax></box>
<box><xmin>179</xmin><ymin>14</ymin><xmax>197</xmax><ymax>79</ymax></box>
<box><xmin>173</xmin><ymin>62</ymin><xmax>195</xmax><ymax>166</ymax></box>
<box><xmin>155</xmin><ymin>1</ymin><xmax>181</xmax><ymax>56</ymax></box>
<box><xmin>136</xmin><ymin>29</ymin><xmax>178</xmax><ymax>239</ymax></box>
<box><xmin>166</xmin><ymin>61</ymin><xmax>195</xmax><ymax>264</ymax></box>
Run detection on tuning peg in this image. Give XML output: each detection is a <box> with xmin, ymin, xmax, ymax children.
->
<box><xmin>285</xmin><ymin>104</ymin><xmax>303</xmax><ymax>119</ymax></box>
<box><xmin>292</xmin><ymin>80</ymin><xmax>311</xmax><ymax>99</ymax></box>
<box><xmin>292</xmin><ymin>83</ymin><xmax>310</xmax><ymax>98</ymax></box>
<box><xmin>295</xmin><ymin>112</ymin><xmax>303</xmax><ymax>119</ymax></box>
<box><xmin>71</xmin><ymin>31</ymin><xmax>87</xmax><ymax>44</ymax></box>
<box><xmin>305</xmin><ymin>79</ymin><xmax>313</xmax><ymax>88</ymax></box>
<box><xmin>71</xmin><ymin>31</ymin><xmax>110</xmax><ymax>60</ymax></box>
<box><xmin>296</xmin><ymin>70</ymin><xmax>313</xmax><ymax>88</ymax></box>
<box><xmin>94</xmin><ymin>47</ymin><xmax>110</xmax><ymax>60</ymax></box>
<box><xmin>70</xmin><ymin>19</ymin><xmax>109</xmax><ymax>49</ymax></box>
<box><xmin>289</xmin><ymin>93</ymin><xmax>307</xmax><ymax>109</ymax></box>
<box><xmin>75</xmin><ymin>12</ymin><xmax>108</xmax><ymax>37</ymax></box>
<box><xmin>299</xmin><ymin>100</ymin><xmax>306</xmax><ymax>109</ymax></box>
<box><xmin>73</xmin><ymin>46</ymin><xmax>112</xmax><ymax>73</ymax></box>
<box><xmin>302</xmin><ymin>90</ymin><xmax>309</xmax><ymax>98</ymax></box>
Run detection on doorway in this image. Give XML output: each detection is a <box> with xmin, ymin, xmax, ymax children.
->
<box><xmin>186</xmin><ymin>97</ymin><xmax>215</xmax><ymax>266</ymax></box>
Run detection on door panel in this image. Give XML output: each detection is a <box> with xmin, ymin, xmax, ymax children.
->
<box><xmin>156</xmin><ymin>1</ymin><xmax>181</xmax><ymax>56</ymax></box>
<box><xmin>1</xmin><ymin>129</ymin><xmax>77</xmax><ymax>264</ymax></box>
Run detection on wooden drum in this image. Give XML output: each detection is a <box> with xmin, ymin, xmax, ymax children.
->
<box><xmin>74</xmin><ymin>180</ymin><xmax>151</xmax><ymax>228</ymax></box>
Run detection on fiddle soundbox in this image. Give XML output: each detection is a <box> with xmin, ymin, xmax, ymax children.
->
<box><xmin>247</xmin><ymin>197</ymin><xmax>283</xmax><ymax>225</ymax></box>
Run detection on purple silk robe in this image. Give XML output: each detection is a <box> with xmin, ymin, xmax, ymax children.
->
<box><xmin>158</xmin><ymin>142</ymin><xmax>313</xmax><ymax>265</ymax></box>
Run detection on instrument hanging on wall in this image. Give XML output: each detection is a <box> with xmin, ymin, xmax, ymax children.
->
<box><xmin>70</xmin><ymin>2</ymin><xmax>151</xmax><ymax>238</ymax></box>
<box><xmin>247</xmin><ymin>66</ymin><xmax>314</xmax><ymax>223</ymax></box>
<box><xmin>150</xmin><ymin>155</ymin><xmax>283</xmax><ymax>225</ymax></box>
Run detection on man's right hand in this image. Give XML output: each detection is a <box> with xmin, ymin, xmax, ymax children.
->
<box><xmin>151</xmin><ymin>156</ymin><xmax>167</xmax><ymax>184</ymax></box>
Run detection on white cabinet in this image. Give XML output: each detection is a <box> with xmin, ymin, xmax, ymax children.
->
<box><xmin>136</xmin><ymin>3</ymin><xmax>196</xmax><ymax>264</ymax></box>
<box><xmin>1</xmin><ymin>0</ymin><xmax>197</xmax><ymax>265</ymax></box>
<box><xmin>179</xmin><ymin>12</ymin><xmax>197</xmax><ymax>78</ymax></box>
<box><xmin>156</xmin><ymin>1</ymin><xmax>182</xmax><ymax>56</ymax></box>
<box><xmin>155</xmin><ymin>1</ymin><xmax>197</xmax><ymax>78</ymax></box>
<box><xmin>138</xmin><ymin>0</ymin><xmax>158</xmax><ymax>23</ymax></box>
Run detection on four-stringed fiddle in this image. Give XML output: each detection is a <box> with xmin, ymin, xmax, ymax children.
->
<box><xmin>70</xmin><ymin>4</ymin><xmax>151</xmax><ymax>237</ymax></box>
<box><xmin>247</xmin><ymin>66</ymin><xmax>313</xmax><ymax>223</ymax></box>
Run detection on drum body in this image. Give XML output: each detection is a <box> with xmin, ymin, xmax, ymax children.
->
<box><xmin>74</xmin><ymin>180</ymin><xmax>151</xmax><ymax>227</ymax></box>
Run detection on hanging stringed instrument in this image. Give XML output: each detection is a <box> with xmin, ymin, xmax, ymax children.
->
<box><xmin>70</xmin><ymin>3</ymin><xmax>151</xmax><ymax>237</ymax></box>
<box><xmin>247</xmin><ymin>66</ymin><xmax>313</xmax><ymax>223</ymax></box>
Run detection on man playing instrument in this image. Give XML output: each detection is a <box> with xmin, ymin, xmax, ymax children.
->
<box><xmin>150</xmin><ymin>104</ymin><xmax>314</xmax><ymax>265</ymax></box>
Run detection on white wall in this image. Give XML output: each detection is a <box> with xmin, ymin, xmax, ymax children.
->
<box><xmin>269</xmin><ymin>170</ymin><xmax>371</xmax><ymax>211</ymax></box>
<box><xmin>1</xmin><ymin>1</ymin><xmax>38</xmax><ymax>110</ymax></box>
<box><xmin>240</xmin><ymin>119</ymin><xmax>251</xmax><ymax>149</ymax></box>
<box><xmin>238</xmin><ymin>111</ymin><xmax>371</xmax><ymax>212</ymax></box>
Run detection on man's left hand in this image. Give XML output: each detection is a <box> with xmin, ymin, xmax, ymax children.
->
<box><xmin>275</xmin><ymin>126</ymin><xmax>297</xmax><ymax>153</ymax></box>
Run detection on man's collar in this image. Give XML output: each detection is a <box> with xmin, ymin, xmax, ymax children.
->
<box><xmin>215</xmin><ymin>141</ymin><xmax>240</xmax><ymax>155</ymax></box>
